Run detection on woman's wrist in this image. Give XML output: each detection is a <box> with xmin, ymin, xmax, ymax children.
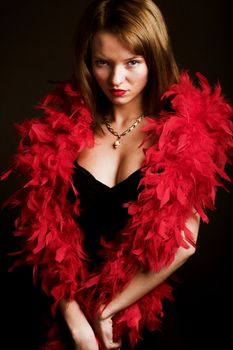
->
<box><xmin>99</xmin><ymin>300</ymin><xmax>119</xmax><ymax>320</ymax></box>
<box><xmin>59</xmin><ymin>299</ymin><xmax>89</xmax><ymax>335</ymax></box>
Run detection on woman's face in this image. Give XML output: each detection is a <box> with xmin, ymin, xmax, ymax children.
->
<box><xmin>91</xmin><ymin>31</ymin><xmax>148</xmax><ymax>109</ymax></box>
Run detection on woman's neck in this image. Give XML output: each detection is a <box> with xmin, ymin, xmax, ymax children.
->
<box><xmin>110</xmin><ymin>104</ymin><xmax>144</xmax><ymax>129</ymax></box>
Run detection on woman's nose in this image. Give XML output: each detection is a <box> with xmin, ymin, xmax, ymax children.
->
<box><xmin>110</xmin><ymin>65</ymin><xmax>125</xmax><ymax>86</ymax></box>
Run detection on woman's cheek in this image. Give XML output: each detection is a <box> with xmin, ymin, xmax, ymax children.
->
<box><xmin>94</xmin><ymin>71</ymin><xmax>108</xmax><ymax>86</ymax></box>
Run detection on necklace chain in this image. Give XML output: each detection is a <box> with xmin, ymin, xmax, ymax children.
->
<box><xmin>103</xmin><ymin>114</ymin><xmax>144</xmax><ymax>149</ymax></box>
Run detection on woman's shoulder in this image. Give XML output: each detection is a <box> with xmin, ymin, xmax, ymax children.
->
<box><xmin>158</xmin><ymin>71</ymin><xmax>233</xmax><ymax>137</ymax></box>
<box><xmin>163</xmin><ymin>70</ymin><xmax>233</xmax><ymax>116</ymax></box>
<box><xmin>37</xmin><ymin>79</ymin><xmax>86</xmax><ymax>117</ymax></box>
<box><xmin>14</xmin><ymin>79</ymin><xmax>93</xmax><ymax>142</ymax></box>
<box><xmin>145</xmin><ymin>70</ymin><xmax>232</xmax><ymax>168</ymax></box>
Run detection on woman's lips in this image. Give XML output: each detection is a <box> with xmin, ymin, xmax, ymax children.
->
<box><xmin>109</xmin><ymin>89</ymin><xmax>128</xmax><ymax>97</ymax></box>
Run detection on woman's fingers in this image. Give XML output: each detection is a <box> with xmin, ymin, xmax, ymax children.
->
<box><xmin>105</xmin><ymin>338</ymin><xmax>121</xmax><ymax>349</ymax></box>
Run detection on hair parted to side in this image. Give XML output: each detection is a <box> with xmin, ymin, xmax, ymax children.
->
<box><xmin>73</xmin><ymin>0</ymin><xmax>179</xmax><ymax>122</ymax></box>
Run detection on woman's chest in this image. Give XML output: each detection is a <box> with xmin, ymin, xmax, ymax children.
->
<box><xmin>77</xmin><ymin>126</ymin><xmax>151</xmax><ymax>188</ymax></box>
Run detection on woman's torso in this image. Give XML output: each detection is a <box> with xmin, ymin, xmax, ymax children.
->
<box><xmin>68</xmin><ymin>162</ymin><xmax>143</xmax><ymax>268</ymax></box>
<box><xmin>67</xmin><ymin>119</ymin><xmax>151</xmax><ymax>267</ymax></box>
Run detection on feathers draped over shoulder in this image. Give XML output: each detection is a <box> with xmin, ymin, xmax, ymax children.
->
<box><xmin>1</xmin><ymin>71</ymin><xmax>233</xmax><ymax>349</ymax></box>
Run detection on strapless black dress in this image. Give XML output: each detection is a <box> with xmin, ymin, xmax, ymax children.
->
<box><xmin>66</xmin><ymin>163</ymin><xmax>184</xmax><ymax>350</ymax></box>
<box><xmin>67</xmin><ymin>163</ymin><xmax>143</xmax><ymax>269</ymax></box>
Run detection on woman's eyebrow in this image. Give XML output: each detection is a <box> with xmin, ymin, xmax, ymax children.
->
<box><xmin>92</xmin><ymin>55</ymin><xmax>143</xmax><ymax>61</ymax></box>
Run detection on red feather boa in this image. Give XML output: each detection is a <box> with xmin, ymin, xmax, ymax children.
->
<box><xmin>1</xmin><ymin>72</ymin><xmax>233</xmax><ymax>349</ymax></box>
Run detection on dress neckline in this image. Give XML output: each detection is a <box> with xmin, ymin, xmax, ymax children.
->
<box><xmin>74</xmin><ymin>163</ymin><xmax>142</xmax><ymax>190</ymax></box>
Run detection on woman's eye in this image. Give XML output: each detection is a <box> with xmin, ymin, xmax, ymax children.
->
<box><xmin>95</xmin><ymin>60</ymin><xmax>109</xmax><ymax>67</ymax></box>
<box><xmin>128</xmin><ymin>60</ymin><xmax>140</xmax><ymax>67</ymax></box>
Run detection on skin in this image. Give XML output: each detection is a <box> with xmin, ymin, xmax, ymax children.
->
<box><xmin>60</xmin><ymin>31</ymin><xmax>200</xmax><ymax>350</ymax></box>
<box><xmin>78</xmin><ymin>31</ymin><xmax>151</xmax><ymax>188</ymax></box>
<box><xmin>92</xmin><ymin>31</ymin><xmax>148</xmax><ymax>114</ymax></box>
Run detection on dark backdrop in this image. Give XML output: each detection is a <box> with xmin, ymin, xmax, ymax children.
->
<box><xmin>0</xmin><ymin>1</ymin><xmax>232</xmax><ymax>349</ymax></box>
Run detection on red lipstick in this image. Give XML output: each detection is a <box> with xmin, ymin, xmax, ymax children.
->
<box><xmin>109</xmin><ymin>89</ymin><xmax>128</xmax><ymax>97</ymax></box>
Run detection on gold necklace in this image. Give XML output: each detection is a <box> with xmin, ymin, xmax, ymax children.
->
<box><xmin>103</xmin><ymin>114</ymin><xmax>144</xmax><ymax>149</ymax></box>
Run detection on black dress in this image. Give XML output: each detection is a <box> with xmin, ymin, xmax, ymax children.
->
<box><xmin>69</xmin><ymin>163</ymin><xmax>143</xmax><ymax>269</ymax></box>
<box><xmin>67</xmin><ymin>163</ymin><xmax>186</xmax><ymax>350</ymax></box>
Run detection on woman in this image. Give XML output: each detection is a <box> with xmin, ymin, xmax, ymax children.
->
<box><xmin>2</xmin><ymin>1</ymin><xmax>232</xmax><ymax>349</ymax></box>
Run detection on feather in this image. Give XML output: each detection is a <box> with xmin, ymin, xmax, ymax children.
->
<box><xmin>1</xmin><ymin>72</ymin><xmax>232</xmax><ymax>349</ymax></box>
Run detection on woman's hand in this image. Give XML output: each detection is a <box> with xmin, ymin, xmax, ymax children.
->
<box><xmin>93</xmin><ymin>308</ymin><xmax>121</xmax><ymax>350</ymax></box>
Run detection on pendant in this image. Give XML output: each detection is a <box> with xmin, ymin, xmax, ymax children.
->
<box><xmin>113</xmin><ymin>138</ymin><xmax>121</xmax><ymax>148</ymax></box>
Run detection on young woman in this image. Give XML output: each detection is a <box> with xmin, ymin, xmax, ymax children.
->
<box><xmin>2</xmin><ymin>1</ymin><xmax>232</xmax><ymax>349</ymax></box>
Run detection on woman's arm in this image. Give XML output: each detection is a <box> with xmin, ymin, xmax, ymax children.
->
<box><xmin>94</xmin><ymin>211</ymin><xmax>200</xmax><ymax>348</ymax></box>
<box><xmin>101</xmin><ymin>211</ymin><xmax>200</xmax><ymax>319</ymax></box>
<box><xmin>59</xmin><ymin>299</ymin><xmax>100</xmax><ymax>350</ymax></box>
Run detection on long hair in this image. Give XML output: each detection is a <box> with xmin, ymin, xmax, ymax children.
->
<box><xmin>73</xmin><ymin>0</ymin><xmax>179</xmax><ymax>121</ymax></box>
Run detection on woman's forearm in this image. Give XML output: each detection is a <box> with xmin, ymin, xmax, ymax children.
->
<box><xmin>101</xmin><ymin>245</ymin><xmax>194</xmax><ymax>319</ymax></box>
<box><xmin>59</xmin><ymin>299</ymin><xmax>91</xmax><ymax>340</ymax></box>
<box><xmin>60</xmin><ymin>299</ymin><xmax>99</xmax><ymax>349</ymax></box>
<box><xmin>101</xmin><ymin>212</ymin><xmax>200</xmax><ymax>320</ymax></box>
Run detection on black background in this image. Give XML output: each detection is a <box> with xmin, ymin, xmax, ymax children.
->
<box><xmin>0</xmin><ymin>1</ymin><xmax>232</xmax><ymax>349</ymax></box>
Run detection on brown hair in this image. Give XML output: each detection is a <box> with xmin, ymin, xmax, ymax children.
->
<box><xmin>73</xmin><ymin>0</ymin><xmax>179</xmax><ymax>120</ymax></box>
